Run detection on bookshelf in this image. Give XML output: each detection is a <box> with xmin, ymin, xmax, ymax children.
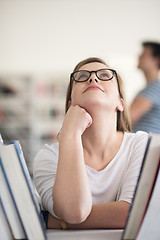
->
<box><xmin>0</xmin><ymin>74</ymin><xmax>67</xmax><ymax>173</ymax></box>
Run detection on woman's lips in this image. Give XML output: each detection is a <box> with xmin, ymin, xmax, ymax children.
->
<box><xmin>84</xmin><ymin>86</ymin><xmax>104</xmax><ymax>93</ymax></box>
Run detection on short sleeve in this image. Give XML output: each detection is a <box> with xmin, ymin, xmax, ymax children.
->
<box><xmin>117</xmin><ymin>132</ymin><xmax>149</xmax><ymax>204</ymax></box>
<box><xmin>139</xmin><ymin>81</ymin><xmax>160</xmax><ymax>105</ymax></box>
<box><xmin>33</xmin><ymin>143</ymin><xmax>60</xmax><ymax>218</ymax></box>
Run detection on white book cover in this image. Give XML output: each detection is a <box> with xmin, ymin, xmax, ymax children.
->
<box><xmin>137</xmin><ymin>168</ymin><xmax>160</xmax><ymax>240</ymax></box>
<box><xmin>122</xmin><ymin>134</ymin><xmax>160</xmax><ymax>240</ymax></box>
<box><xmin>0</xmin><ymin>140</ymin><xmax>47</xmax><ymax>240</ymax></box>
<box><xmin>0</xmin><ymin>135</ymin><xmax>25</xmax><ymax>239</ymax></box>
<box><xmin>0</xmin><ymin>168</ymin><xmax>25</xmax><ymax>239</ymax></box>
<box><xmin>0</xmin><ymin>199</ymin><xmax>12</xmax><ymax>240</ymax></box>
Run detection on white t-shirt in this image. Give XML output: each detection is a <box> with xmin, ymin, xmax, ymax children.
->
<box><xmin>33</xmin><ymin>131</ymin><xmax>149</xmax><ymax>218</ymax></box>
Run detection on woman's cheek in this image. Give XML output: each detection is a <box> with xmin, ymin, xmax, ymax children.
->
<box><xmin>71</xmin><ymin>91</ymin><xmax>78</xmax><ymax>106</ymax></box>
<box><xmin>71</xmin><ymin>85</ymin><xmax>81</xmax><ymax>106</ymax></box>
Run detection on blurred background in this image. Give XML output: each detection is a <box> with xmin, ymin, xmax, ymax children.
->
<box><xmin>0</xmin><ymin>0</ymin><xmax>160</xmax><ymax>173</ymax></box>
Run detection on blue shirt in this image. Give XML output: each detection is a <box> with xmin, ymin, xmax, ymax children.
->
<box><xmin>132</xmin><ymin>80</ymin><xmax>160</xmax><ymax>134</ymax></box>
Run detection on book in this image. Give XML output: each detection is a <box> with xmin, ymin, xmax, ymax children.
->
<box><xmin>0</xmin><ymin>140</ymin><xmax>47</xmax><ymax>240</ymax></box>
<box><xmin>0</xmin><ymin>165</ymin><xmax>25</xmax><ymax>239</ymax></box>
<box><xmin>0</xmin><ymin>197</ymin><xmax>12</xmax><ymax>240</ymax></box>
<box><xmin>137</xmin><ymin>168</ymin><xmax>160</xmax><ymax>240</ymax></box>
<box><xmin>122</xmin><ymin>134</ymin><xmax>160</xmax><ymax>240</ymax></box>
<box><xmin>0</xmin><ymin>135</ymin><xmax>25</xmax><ymax>239</ymax></box>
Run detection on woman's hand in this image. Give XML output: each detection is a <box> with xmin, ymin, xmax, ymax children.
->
<box><xmin>47</xmin><ymin>213</ymin><xmax>61</xmax><ymax>229</ymax></box>
<box><xmin>61</xmin><ymin>105</ymin><xmax>92</xmax><ymax>138</ymax></box>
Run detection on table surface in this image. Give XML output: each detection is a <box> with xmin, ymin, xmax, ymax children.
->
<box><xmin>47</xmin><ymin>229</ymin><xmax>123</xmax><ymax>240</ymax></box>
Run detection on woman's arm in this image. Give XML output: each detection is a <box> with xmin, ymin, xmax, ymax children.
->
<box><xmin>48</xmin><ymin>201</ymin><xmax>130</xmax><ymax>229</ymax></box>
<box><xmin>53</xmin><ymin>105</ymin><xmax>93</xmax><ymax>224</ymax></box>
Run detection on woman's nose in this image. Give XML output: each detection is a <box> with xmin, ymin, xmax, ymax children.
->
<box><xmin>88</xmin><ymin>73</ymin><xmax>99</xmax><ymax>83</ymax></box>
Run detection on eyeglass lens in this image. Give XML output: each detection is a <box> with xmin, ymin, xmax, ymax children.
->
<box><xmin>73</xmin><ymin>69</ymin><xmax>114</xmax><ymax>82</ymax></box>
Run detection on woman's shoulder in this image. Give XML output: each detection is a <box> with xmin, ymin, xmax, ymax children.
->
<box><xmin>33</xmin><ymin>142</ymin><xmax>59</xmax><ymax>177</ymax></box>
<box><xmin>117</xmin><ymin>131</ymin><xmax>149</xmax><ymax>169</ymax></box>
<box><xmin>123</xmin><ymin>131</ymin><xmax>149</xmax><ymax>150</ymax></box>
<box><xmin>34</xmin><ymin>141</ymin><xmax>59</xmax><ymax>162</ymax></box>
<box><xmin>43</xmin><ymin>141</ymin><xmax>59</xmax><ymax>153</ymax></box>
<box><xmin>124</xmin><ymin>130</ymin><xmax>149</xmax><ymax>141</ymax></box>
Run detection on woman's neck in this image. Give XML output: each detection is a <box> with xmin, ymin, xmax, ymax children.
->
<box><xmin>81</xmin><ymin>110</ymin><xmax>124</xmax><ymax>171</ymax></box>
<box><xmin>82</xmin><ymin>110</ymin><xmax>118</xmax><ymax>156</ymax></box>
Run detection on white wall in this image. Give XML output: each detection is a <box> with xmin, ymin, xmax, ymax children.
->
<box><xmin>0</xmin><ymin>0</ymin><xmax>160</xmax><ymax>102</ymax></box>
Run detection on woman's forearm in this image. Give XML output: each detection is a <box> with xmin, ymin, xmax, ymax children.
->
<box><xmin>53</xmin><ymin>133</ymin><xmax>92</xmax><ymax>223</ymax></box>
<box><xmin>48</xmin><ymin>201</ymin><xmax>130</xmax><ymax>229</ymax></box>
<box><xmin>68</xmin><ymin>201</ymin><xmax>130</xmax><ymax>229</ymax></box>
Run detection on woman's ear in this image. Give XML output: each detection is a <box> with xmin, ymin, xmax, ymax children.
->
<box><xmin>117</xmin><ymin>98</ymin><xmax>124</xmax><ymax>112</ymax></box>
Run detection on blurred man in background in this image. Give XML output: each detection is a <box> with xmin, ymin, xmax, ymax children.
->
<box><xmin>130</xmin><ymin>41</ymin><xmax>160</xmax><ymax>133</ymax></box>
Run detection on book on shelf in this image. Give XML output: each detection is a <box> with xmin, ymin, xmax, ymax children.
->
<box><xmin>122</xmin><ymin>133</ymin><xmax>160</xmax><ymax>240</ymax></box>
<box><xmin>0</xmin><ymin>137</ymin><xmax>47</xmax><ymax>240</ymax></box>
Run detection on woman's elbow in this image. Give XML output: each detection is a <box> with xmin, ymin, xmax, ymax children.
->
<box><xmin>64</xmin><ymin>206</ymin><xmax>91</xmax><ymax>224</ymax></box>
<box><xmin>54</xmin><ymin>203</ymin><xmax>91</xmax><ymax>224</ymax></box>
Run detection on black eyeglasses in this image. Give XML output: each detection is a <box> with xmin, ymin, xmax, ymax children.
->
<box><xmin>70</xmin><ymin>68</ymin><xmax>117</xmax><ymax>82</ymax></box>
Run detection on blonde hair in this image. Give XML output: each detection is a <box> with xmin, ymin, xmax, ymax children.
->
<box><xmin>65</xmin><ymin>57</ymin><xmax>132</xmax><ymax>132</ymax></box>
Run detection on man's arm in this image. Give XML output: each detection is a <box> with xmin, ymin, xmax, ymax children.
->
<box><xmin>48</xmin><ymin>201</ymin><xmax>130</xmax><ymax>229</ymax></box>
<box><xmin>130</xmin><ymin>96</ymin><xmax>153</xmax><ymax>124</ymax></box>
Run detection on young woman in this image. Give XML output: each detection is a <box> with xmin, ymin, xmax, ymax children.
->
<box><xmin>33</xmin><ymin>57</ymin><xmax>149</xmax><ymax>229</ymax></box>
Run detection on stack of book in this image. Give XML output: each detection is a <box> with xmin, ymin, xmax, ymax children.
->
<box><xmin>0</xmin><ymin>135</ymin><xmax>47</xmax><ymax>240</ymax></box>
<box><xmin>122</xmin><ymin>133</ymin><xmax>160</xmax><ymax>240</ymax></box>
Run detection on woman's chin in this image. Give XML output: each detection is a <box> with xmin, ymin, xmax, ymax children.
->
<box><xmin>80</xmin><ymin>100</ymin><xmax>109</xmax><ymax>112</ymax></box>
